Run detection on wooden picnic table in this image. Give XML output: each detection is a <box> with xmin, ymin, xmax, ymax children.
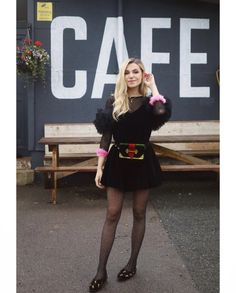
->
<box><xmin>35</xmin><ymin>134</ymin><xmax>219</xmax><ymax>204</ymax></box>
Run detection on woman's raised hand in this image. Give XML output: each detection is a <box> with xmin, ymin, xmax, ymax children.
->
<box><xmin>143</xmin><ymin>73</ymin><xmax>156</xmax><ymax>88</ymax></box>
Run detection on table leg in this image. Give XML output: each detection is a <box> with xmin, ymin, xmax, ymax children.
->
<box><xmin>49</xmin><ymin>145</ymin><xmax>59</xmax><ymax>204</ymax></box>
<box><xmin>51</xmin><ymin>172</ymin><xmax>57</xmax><ymax>205</ymax></box>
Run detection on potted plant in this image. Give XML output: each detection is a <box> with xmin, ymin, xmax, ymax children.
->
<box><xmin>17</xmin><ymin>38</ymin><xmax>50</xmax><ymax>85</ymax></box>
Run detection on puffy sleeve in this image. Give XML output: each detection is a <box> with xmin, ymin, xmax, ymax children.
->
<box><xmin>93</xmin><ymin>96</ymin><xmax>114</xmax><ymax>151</ymax></box>
<box><xmin>145</xmin><ymin>96</ymin><xmax>172</xmax><ymax>130</ymax></box>
<box><xmin>93</xmin><ymin>96</ymin><xmax>114</xmax><ymax>134</ymax></box>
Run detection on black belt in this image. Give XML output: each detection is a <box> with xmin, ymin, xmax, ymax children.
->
<box><xmin>114</xmin><ymin>142</ymin><xmax>148</xmax><ymax>160</ymax></box>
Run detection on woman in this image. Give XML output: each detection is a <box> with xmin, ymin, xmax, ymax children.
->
<box><xmin>89</xmin><ymin>58</ymin><xmax>172</xmax><ymax>292</ymax></box>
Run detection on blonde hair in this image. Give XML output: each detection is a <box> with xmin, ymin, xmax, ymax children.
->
<box><xmin>112</xmin><ymin>58</ymin><xmax>149</xmax><ymax>121</ymax></box>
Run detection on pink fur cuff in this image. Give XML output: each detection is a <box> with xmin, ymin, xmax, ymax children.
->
<box><xmin>149</xmin><ymin>95</ymin><xmax>166</xmax><ymax>106</ymax></box>
<box><xmin>96</xmin><ymin>148</ymin><xmax>108</xmax><ymax>157</ymax></box>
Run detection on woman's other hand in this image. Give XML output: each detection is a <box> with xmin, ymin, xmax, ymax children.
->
<box><xmin>95</xmin><ymin>168</ymin><xmax>105</xmax><ymax>189</ymax></box>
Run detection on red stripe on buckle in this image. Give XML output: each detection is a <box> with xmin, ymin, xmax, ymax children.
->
<box><xmin>128</xmin><ymin>144</ymin><xmax>136</xmax><ymax>159</ymax></box>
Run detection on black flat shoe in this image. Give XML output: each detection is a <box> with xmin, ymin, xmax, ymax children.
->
<box><xmin>89</xmin><ymin>272</ymin><xmax>107</xmax><ymax>292</ymax></box>
<box><xmin>117</xmin><ymin>267</ymin><xmax>136</xmax><ymax>282</ymax></box>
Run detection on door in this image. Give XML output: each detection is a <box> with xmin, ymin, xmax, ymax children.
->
<box><xmin>17</xmin><ymin>22</ymin><xmax>29</xmax><ymax>157</ymax></box>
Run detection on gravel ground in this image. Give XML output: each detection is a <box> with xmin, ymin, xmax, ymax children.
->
<box><xmin>150</xmin><ymin>174</ymin><xmax>219</xmax><ymax>293</ymax></box>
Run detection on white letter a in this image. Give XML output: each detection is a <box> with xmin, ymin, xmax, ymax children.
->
<box><xmin>91</xmin><ymin>17</ymin><xmax>128</xmax><ymax>99</ymax></box>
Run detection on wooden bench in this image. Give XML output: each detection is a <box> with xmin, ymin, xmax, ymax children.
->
<box><xmin>35</xmin><ymin>121</ymin><xmax>219</xmax><ymax>204</ymax></box>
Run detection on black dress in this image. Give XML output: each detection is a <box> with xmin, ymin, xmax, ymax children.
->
<box><xmin>94</xmin><ymin>96</ymin><xmax>172</xmax><ymax>192</ymax></box>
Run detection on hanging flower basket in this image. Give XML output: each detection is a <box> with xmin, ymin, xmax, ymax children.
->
<box><xmin>17</xmin><ymin>38</ymin><xmax>50</xmax><ymax>84</ymax></box>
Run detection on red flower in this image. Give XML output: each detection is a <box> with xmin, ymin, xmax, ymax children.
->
<box><xmin>24</xmin><ymin>38</ymin><xmax>32</xmax><ymax>45</ymax></box>
<box><xmin>34</xmin><ymin>40</ymin><xmax>43</xmax><ymax>47</ymax></box>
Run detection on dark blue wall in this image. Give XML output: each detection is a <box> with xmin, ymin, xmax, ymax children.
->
<box><xmin>28</xmin><ymin>0</ymin><xmax>219</xmax><ymax>154</ymax></box>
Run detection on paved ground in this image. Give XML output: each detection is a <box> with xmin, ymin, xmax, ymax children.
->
<box><xmin>17</xmin><ymin>174</ymin><xmax>219</xmax><ymax>293</ymax></box>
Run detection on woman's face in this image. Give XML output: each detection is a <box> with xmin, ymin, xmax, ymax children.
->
<box><xmin>124</xmin><ymin>62</ymin><xmax>143</xmax><ymax>89</ymax></box>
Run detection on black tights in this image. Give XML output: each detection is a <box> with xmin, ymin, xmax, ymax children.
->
<box><xmin>94</xmin><ymin>187</ymin><xmax>149</xmax><ymax>279</ymax></box>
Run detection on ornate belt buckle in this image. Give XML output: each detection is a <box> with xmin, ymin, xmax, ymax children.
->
<box><xmin>119</xmin><ymin>143</ymin><xmax>145</xmax><ymax>160</ymax></box>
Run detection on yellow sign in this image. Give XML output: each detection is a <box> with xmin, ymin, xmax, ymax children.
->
<box><xmin>37</xmin><ymin>2</ymin><xmax>53</xmax><ymax>21</ymax></box>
